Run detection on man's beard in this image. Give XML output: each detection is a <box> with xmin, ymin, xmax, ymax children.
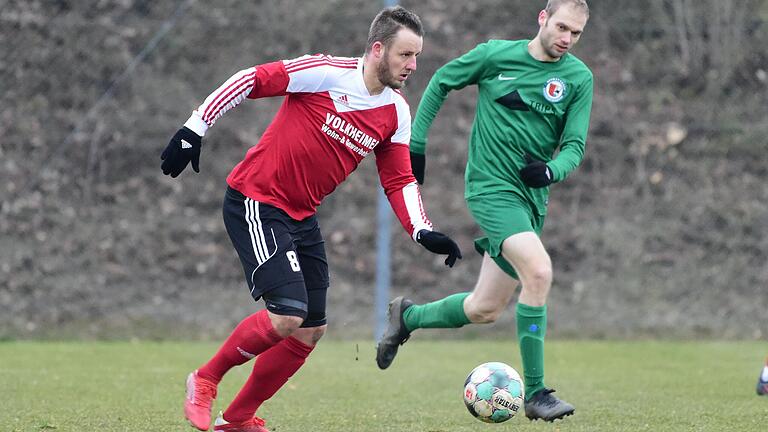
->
<box><xmin>545</xmin><ymin>44</ymin><xmax>565</xmax><ymax>59</ymax></box>
<box><xmin>376</xmin><ymin>55</ymin><xmax>403</xmax><ymax>89</ymax></box>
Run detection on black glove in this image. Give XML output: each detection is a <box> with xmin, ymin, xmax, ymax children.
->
<box><xmin>519</xmin><ymin>154</ymin><xmax>553</xmax><ymax>188</ymax></box>
<box><xmin>416</xmin><ymin>229</ymin><xmax>462</xmax><ymax>267</ymax></box>
<box><xmin>161</xmin><ymin>126</ymin><xmax>202</xmax><ymax>178</ymax></box>
<box><xmin>410</xmin><ymin>151</ymin><xmax>425</xmax><ymax>184</ymax></box>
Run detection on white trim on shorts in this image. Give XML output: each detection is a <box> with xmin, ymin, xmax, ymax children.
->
<box><xmin>243</xmin><ymin>198</ymin><xmax>278</xmax><ymax>292</ymax></box>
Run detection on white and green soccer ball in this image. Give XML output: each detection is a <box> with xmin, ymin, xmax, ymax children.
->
<box><xmin>463</xmin><ymin>362</ymin><xmax>524</xmax><ymax>423</ymax></box>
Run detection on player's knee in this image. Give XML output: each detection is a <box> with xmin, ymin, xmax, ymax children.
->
<box><xmin>306</xmin><ymin>325</ymin><xmax>327</xmax><ymax>344</ymax></box>
<box><xmin>269</xmin><ymin>314</ymin><xmax>305</xmax><ymax>337</ymax></box>
<box><xmin>466</xmin><ymin>302</ymin><xmax>504</xmax><ymax>324</ymax></box>
<box><xmin>526</xmin><ymin>264</ymin><xmax>552</xmax><ymax>288</ymax></box>
<box><xmin>291</xmin><ymin>324</ymin><xmax>327</xmax><ymax>346</ymax></box>
<box><xmin>471</xmin><ymin>309</ymin><xmax>503</xmax><ymax>324</ymax></box>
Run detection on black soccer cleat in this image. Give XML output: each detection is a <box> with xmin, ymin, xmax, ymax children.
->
<box><xmin>375</xmin><ymin>296</ymin><xmax>414</xmax><ymax>370</ymax></box>
<box><xmin>524</xmin><ymin>388</ymin><xmax>575</xmax><ymax>422</ymax></box>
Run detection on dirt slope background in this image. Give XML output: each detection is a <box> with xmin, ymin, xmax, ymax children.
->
<box><xmin>1</xmin><ymin>0</ymin><xmax>767</xmax><ymax>339</ymax></box>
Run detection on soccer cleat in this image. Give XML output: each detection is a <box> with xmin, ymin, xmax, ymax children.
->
<box><xmin>213</xmin><ymin>413</ymin><xmax>271</xmax><ymax>432</ymax></box>
<box><xmin>524</xmin><ymin>388</ymin><xmax>575</xmax><ymax>422</ymax></box>
<box><xmin>757</xmin><ymin>375</ymin><xmax>768</xmax><ymax>396</ymax></box>
<box><xmin>375</xmin><ymin>296</ymin><xmax>414</xmax><ymax>370</ymax></box>
<box><xmin>185</xmin><ymin>370</ymin><xmax>218</xmax><ymax>431</ymax></box>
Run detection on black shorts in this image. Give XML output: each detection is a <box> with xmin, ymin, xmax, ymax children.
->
<box><xmin>222</xmin><ymin>187</ymin><xmax>329</xmax><ymax>327</ymax></box>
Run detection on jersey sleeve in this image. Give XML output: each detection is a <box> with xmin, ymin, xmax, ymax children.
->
<box><xmin>183</xmin><ymin>61</ymin><xmax>289</xmax><ymax>136</ymax></box>
<box><xmin>547</xmin><ymin>71</ymin><xmax>594</xmax><ymax>182</ymax></box>
<box><xmin>183</xmin><ymin>55</ymin><xmax>355</xmax><ymax>135</ymax></box>
<box><xmin>374</xmin><ymin>140</ymin><xmax>433</xmax><ymax>241</ymax></box>
<box><xmin>282</xmin><ymin>55</ymin><xmax>334</xmax><ymax>93</ymax></box>
<box><xmin>410</xmin><ymin>42</ymin><xmax>490</xmax><ymax>154</ymax></box>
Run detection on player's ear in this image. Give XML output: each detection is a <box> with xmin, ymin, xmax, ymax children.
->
<box><xmin>371</xmin><ymin>41</ymin><xmax>385</xmax><ymax>60</ymax></box>
<box><xmin>538</xmin><ymin>10</ymin><xmax>547</xmax><ymax>27</ymax></box>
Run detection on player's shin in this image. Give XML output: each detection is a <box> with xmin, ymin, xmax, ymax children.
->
<box><xmin>223</xmin><ymin>337</ymin><xmax>315</xmax><ymax>422</ymax></box>
<box><xmin>403</xmin><ymin>292</ymin><xmax>471</xmax><ymax>330</ymax></box>
<box><xmin>516</xmin><ymin>303</ymin><xmax>547</xmax><ymax>399</ymax></box>
<box><xmin>198</xmin><ymin>310</ymin><xmax>283</xmax><ymax>382</ymax></box>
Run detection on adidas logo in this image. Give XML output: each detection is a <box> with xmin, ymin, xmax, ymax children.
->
<box><xmin>336</xmin><ymin>94</ymin><xmax>349</xmax><ymax>105</ymax></box>
<box><xmin>181</xmin><ymin>139</ymin><xmax>193</xmax><ymax>149</ymax></box>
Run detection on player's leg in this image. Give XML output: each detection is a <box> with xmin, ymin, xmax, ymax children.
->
<box><xmin>462</xmin><ymin>253</ymin><xmax>519</xmax><ymax>322</ymax></box>
<box><xmin>187</xmin><ymin>308</ymin><xmax>299</xmax><ymax>429</ymax></box>
<box><xmin>185</xmin><ymin>189</ymin><xmax>304</xmax><ymax>431</ymax></box>
<box><xmin>375</xmin><ymin>255</ymin><xmax>517</xmax><ymax>370</ymax></box>
<box><xmin>220</xmin><ymin>293</ymin><xmax>327</xmax><ymax>425</ymax></box>
<box><xmin>375</xmin><ymin>290</ymin><xmax>473</xmax><ymax>369</ymax></box>
<box><xmin>217</xmin><ymin>217</ymin><xmax>329</xmax><ymax>430</ymax></box>
<box><xmin>197</xmin><ymin>192</ymin><xmax>307</xmax><ymax>382</ymax></box>
<box><xmin>498</xmin><ymin>232</ymin><xmax>551</xmax><ymax>397</ymax></box>
<box><xmin>468</xmin><ymin>192</ymin><xmax>572</xmax><ymax>420</ymax></box>
<box><xmin>375</xmin><ymin>192</ymin><xmax>528</xmax><ymax>370</ymax></box>
<box><xmin>402</xmin><ymin>253</ymin><xmax>518</xmax><ymax>328</ymax></box>
<box><xmin>498</xmin><ymin>232</ymin><xmax>574</xmax><ymax>421</ymax></box>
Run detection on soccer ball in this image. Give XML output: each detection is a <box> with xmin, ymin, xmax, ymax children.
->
<box><xmin>463</xmin><ymin>362</ymin><xmax>524</xmax><ymax>423</ymax></box>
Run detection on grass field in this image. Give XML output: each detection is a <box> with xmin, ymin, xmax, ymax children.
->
<box><xmin>1</xmin><ymin>340</ymin><xmax>766</xmax><ymax>431</ymax></box>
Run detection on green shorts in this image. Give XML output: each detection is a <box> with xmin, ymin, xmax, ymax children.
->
<box><xmin>466</xmin><ymin>192</ymin><xmax>545</xmax><ymax>279</ymax></box>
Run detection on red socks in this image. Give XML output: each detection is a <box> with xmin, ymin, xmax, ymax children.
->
<box><xmin>197</xmin><ymin>309</ymin><xmax>282</xmax><ymax>383</ymax></box>
<box><xmin>223</xmin><ymin>336</ymin><xmax>314</xmax><ymax>422</ymax></box>
<box><xmin>196</xmin><ymin>309</ymin><xmax>316</xmax><ymax>422</ymax></box>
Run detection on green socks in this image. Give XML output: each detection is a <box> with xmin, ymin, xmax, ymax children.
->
<box><xmin>402</xmin><ymin>292</ymin><xmax>471</xmax><ymax>331</ymax></box>
<box><xmin>516</xmin><ymin>303</ymin><xmax>547</xmax><ymax>400</ymax></box>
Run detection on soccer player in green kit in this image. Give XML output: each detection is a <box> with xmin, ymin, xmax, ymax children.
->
<box><xmin>376</xmin><ymin>0</ymin><xmax>592</xmax><ymax>422</ymax></box>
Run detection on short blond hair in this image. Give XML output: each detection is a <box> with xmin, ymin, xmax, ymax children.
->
<box><xmin>545</xmin><ymin>0</ymin><xmax>589</xmax><ymax>18</ymax></box>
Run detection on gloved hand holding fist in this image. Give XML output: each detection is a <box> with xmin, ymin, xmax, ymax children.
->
<box><xmin>416</xmin><ymin>229</ymin><xmax>462</xmax><ymax>268</ymax></box>
<box><xmin>161</xmin><ymin>126</ymin><xmax>202</xmax><ymax>178</ymax></box>
<box><xmin>519</xmin><ymin>154</ymin><xmax>553</xmax><ymax>188</ymax></box>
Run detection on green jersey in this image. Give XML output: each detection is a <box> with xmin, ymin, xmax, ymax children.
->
<box><xmin>411</xmin><ymin>39</ymin><xmax>593</xmax><ymax>216</ymax></box>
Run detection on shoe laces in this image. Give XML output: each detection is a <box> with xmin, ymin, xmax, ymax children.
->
<box><xmin>534</xmin><ymin>388</ymin><xmax>559</xmax><ymax>407</ymax></box>
<box><xmin>397</xmin><ymin>304</ymin><xmax>413</xmax><ymax>345</ymax></box>
<box><xmin>245</xmin><ymin>417</ymin><xmax>266</xmax><ymax>427</ymax></box>
<box><xmin>399</xmin><ymin>332</ymin><xmax>411</xmax><ymax>345</ymax></box>
<box><xmin>193</xmin><ymin>377</ymin><xmax>218</xmax><ymax>406</ymax></box>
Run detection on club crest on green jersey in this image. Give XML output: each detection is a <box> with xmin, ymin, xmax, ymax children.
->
<box><xmin>543</xmin><ymin>78</ymin><xmax>566</xmax><ymax>103</ymax></box>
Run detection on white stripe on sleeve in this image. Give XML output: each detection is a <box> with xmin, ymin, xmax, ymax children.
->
<box><xmin>401</xmin><ymin>182</ymin><xmax>433</xmax><ymax>241</ymax></box>
<box><xmin>193</xmin><ymin>67</ymin><xmax>257</xmax><ymax>129</ymax></box>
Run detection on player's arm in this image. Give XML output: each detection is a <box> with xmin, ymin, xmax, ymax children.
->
<box><xmin>160</xmin><ymin>59</ymin><xmax>297</xmax><ymax>177</ymax></box>
<box><xmin>374</xmin><ymin>141</ymin><xmax>462</xmax><ymax>267</ymax></box>
<box><xmin>410</xmin><ymin>42</ymin><xmax>490</xmax><ymax>183</ymax></box>
<box><xmin>520</xmin><ymin>72</ymin><xmax>594</xmax><ymax>188</ymax></box>
<box><xmin>548</xmin><ymin>72</ymin><xmax>594</xmax><ymax>182</ymax></box>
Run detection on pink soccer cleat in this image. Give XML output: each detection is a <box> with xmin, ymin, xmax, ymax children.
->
<box><xmin>213</xmin><ymin>414</ymin><xmax>271</xmax><ymax>432</ymax></box>
<box><xmin>184</xmin><ymin>370</ymin><xmax>218</xmax><ymax>430</ymax></box>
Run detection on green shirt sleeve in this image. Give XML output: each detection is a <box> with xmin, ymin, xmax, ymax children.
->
<box><xmin>410</xmin><ymin>43</ymin><xmax>490</xmax><ymax>154</ymax></box>
<box><xmin>546</xmin><ymin>71</ymin><xmax>593</xmax><ymax>182</ymax></box>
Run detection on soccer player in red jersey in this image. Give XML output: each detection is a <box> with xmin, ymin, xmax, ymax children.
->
<box><xmin>160</xmin><ymin>6</ymin><xmax>461</xmax><ymax>432</ymax></box>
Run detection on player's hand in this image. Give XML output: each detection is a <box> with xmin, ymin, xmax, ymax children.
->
<box><xmin>416</xmin><ymin>229</ymin><xmax>462</xmax><ymax>267</ymax></box>
<box><xmin>161</xmin><ymin>126</ymin><xmax>202</xmax><ymax>178</ymax></box>
<box><xmin>519</xmin><ymin>154</ymin><xmax>553</xmax><ymax>188</ymax></box>
<box><xmin>410</xmin><ymin>151</ymin><xmax>426</xmax><ymax>184</ymax></box>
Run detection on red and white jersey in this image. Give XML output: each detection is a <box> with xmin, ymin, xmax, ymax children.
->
<box><xmin>183</xmin><ymin>54</ymin><xmax>431</xmax><ymax>240</ymax></box>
